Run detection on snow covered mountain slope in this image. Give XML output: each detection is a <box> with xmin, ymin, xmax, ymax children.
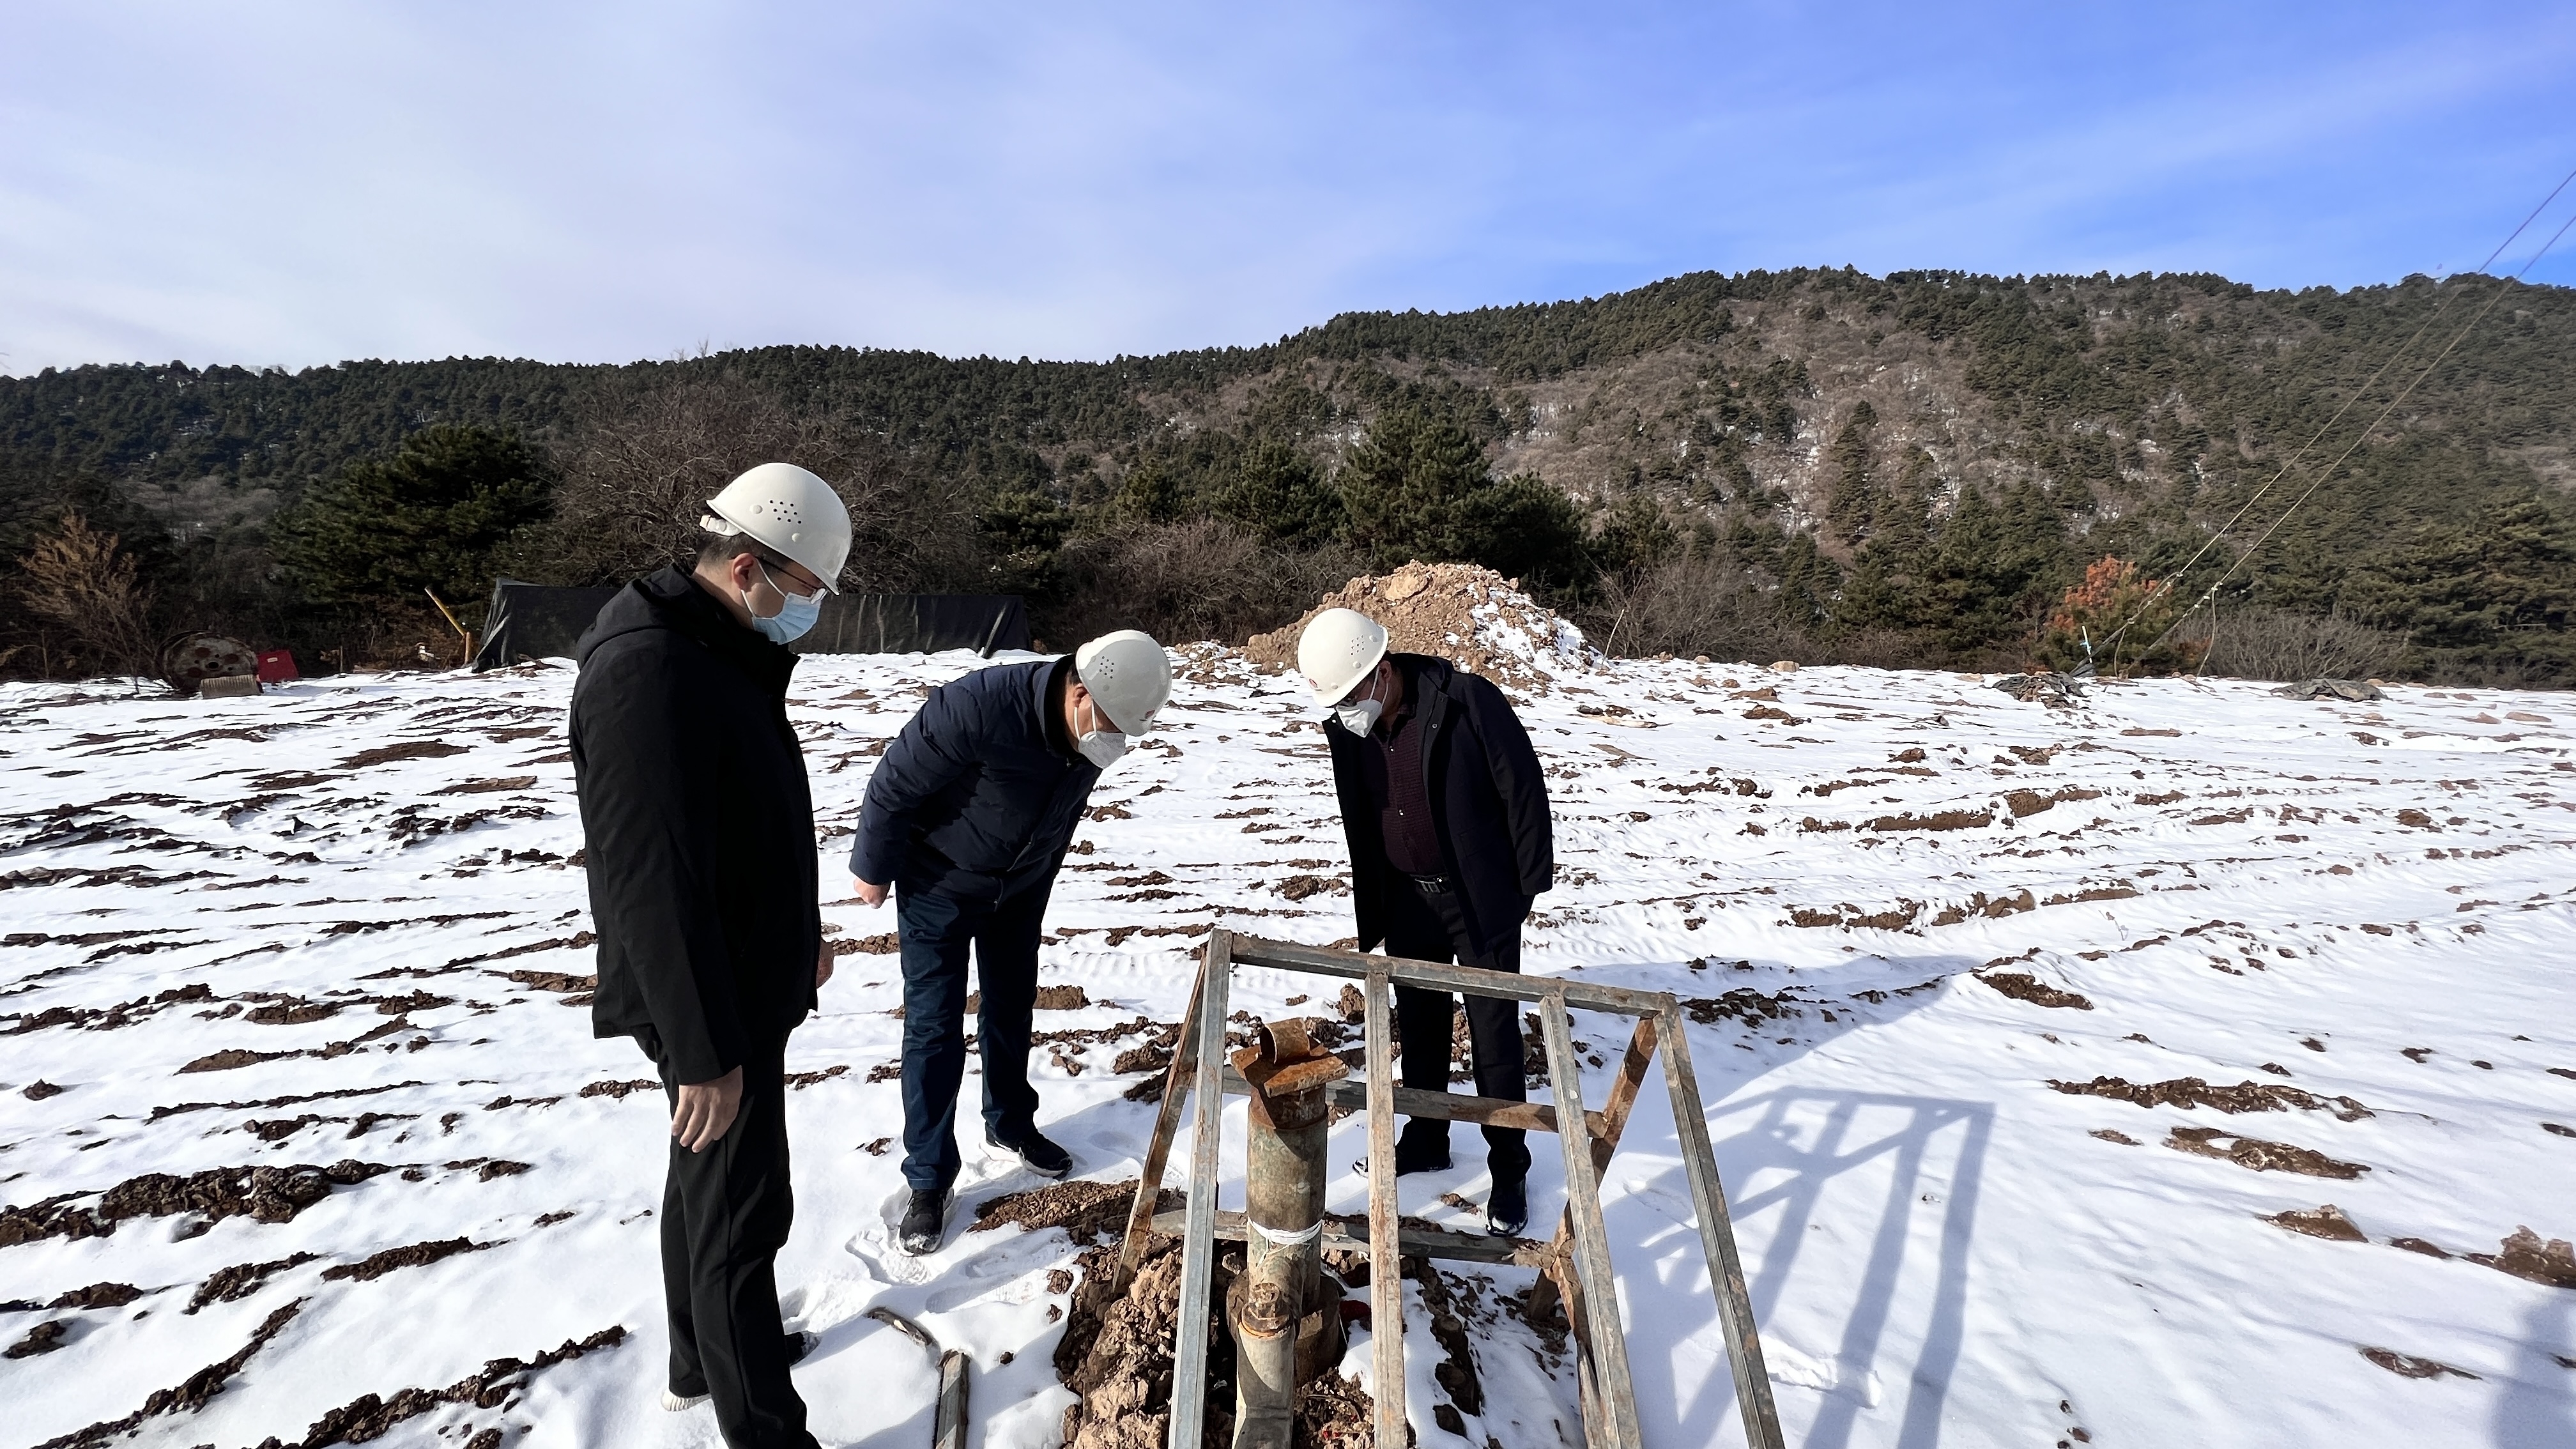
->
<box><xmin>3</xmin><ymin>652</ymin><xmax>2573</xmax><ymax>1449</ymax></box>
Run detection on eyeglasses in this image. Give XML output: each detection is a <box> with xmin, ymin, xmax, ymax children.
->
<box><xmin>758</xmin><ymin>560</ymin><xmax>825</xmax><ymax>600</ymax></box>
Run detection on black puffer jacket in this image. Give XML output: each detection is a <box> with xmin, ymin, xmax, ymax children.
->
<box><xmin>571</xmin><ymin>566</ymin><xmax>820</xmax><ymax>1084</ymax></box>
<box><xmin>848</xmin><ymin>658</ymin><xmax>1100</xmax><ymax>904</ymax></box>
<box><xmin>1325</xmin><ymin>654</ymin><xmax>1553</xmax><ymax>958</ymax></box>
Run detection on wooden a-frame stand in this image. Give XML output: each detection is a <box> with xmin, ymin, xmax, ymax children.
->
<box><xmin>1112</xmin><ymin>930</ymin><xmax>1786</xmax><ymax>1449</ymax></box>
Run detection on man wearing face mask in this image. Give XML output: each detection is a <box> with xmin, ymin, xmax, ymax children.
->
<box><xmin>848</xmin><ymin>628</ymin><xmax>1172</xmax><ymax>1255</ymax></box>
<box><xmin>571</xmin><ymin>462</ymin><xmax>848</xmax><ymax>1449</ymax></box>
<box><xmin>1299</xmin><ymin>608</ymin><xmax>1553</xmax><ymax>1236</ymax></box>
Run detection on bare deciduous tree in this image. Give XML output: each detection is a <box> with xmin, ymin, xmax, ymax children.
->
<box><xmin>541</xmin><ymin>375</ymin><xmax>980</xmax><ymax>592</ymax></box>
<box><xmin>17</xmin><ymin>512</ymin><xmax>161</xmax><ymax>686</ymax></box>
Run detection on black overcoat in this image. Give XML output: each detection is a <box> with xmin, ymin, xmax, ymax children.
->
<box><xmin>1324</xmin><ymin>654</ymin><xmax>1554</xmax><ymax>959</ymax></box>
<box><xmin>570</xmin><ymin>566</ymin><xmax>820</xmax><ymax>1085</ymax></box>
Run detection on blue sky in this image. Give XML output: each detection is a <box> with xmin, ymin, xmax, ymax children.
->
<box><xmin>4</xmin><ymin>1</ymin><xmax>2573</xmax><ymax>375</ymax></box>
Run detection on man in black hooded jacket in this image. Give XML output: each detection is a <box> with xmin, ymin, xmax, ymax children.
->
<box><xmin>571</xmin><ymin>493</ymin><xmax>839</xmax><ymax>1449</ymax></box>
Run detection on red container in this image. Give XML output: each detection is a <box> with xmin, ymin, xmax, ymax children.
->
<box><xmin>255</xmin><ymin>649</ymin><xmax>301</xmax><ymax>684</ymax></box>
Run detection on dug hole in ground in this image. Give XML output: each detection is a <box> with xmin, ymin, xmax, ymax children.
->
<box><xmin>3</xmin><ymin>562</ymin><xmax>2573</xmax><ymax>1449</ymax></box>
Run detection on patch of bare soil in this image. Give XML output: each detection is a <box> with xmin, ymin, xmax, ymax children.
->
<box><xmin>578</xmin><ymin>1078</ymin><xmax>658</xmax><ymax>1100</ymax></box>
<box><xmin>0</xmin><ymin>1160</ymin><xmax>388</xmax><ymax>1247</ymax></box>
<box><xmin>262</xmin><ymin>1324</ymin><xmax>626</xmax><ymax>1449</ymax></box>
<box><xmin>2360</xmin><ymin>1346</ymin><xmax>2480</xmax><ymax>1380</ymax></box>
<box><xmin>150</xmin><ymin>1080</ymin><xmax>427</xmax><ymax>1123</ymax></box>
<box><xmin>189</xmin><ymin>1253</ymin><xmax>321</xmax><ymax>1312</ymax></box>
<box><xmin>2264</xmin><ymin>1206</ymin><xmax>2366</xmax><ymax>1241</ymax></box>
<box><xmin>1682</xmin><ymin>989</ymin><xmax>1805</xmax><ymax>1028</ymax></box>
<box><xmin>2466</xmin><ymin>1227</ymin><xmax>2576</xmax><ymax>1289</ymax></box>
<box><xmin>973</xmin><ymin>1178</ymin><xmax>1183</xmax><ymax>1246</ymax></box>
<box><xmin>1976</xmin><ymin>973</ymin><xmax>2094</xmax><ymax>1010</ymax></box>
<box><xmin>337</xmin><ymin>740</ymin><xmax>470</xmax><ymax>769</ymax></box>
<box><xmin>2049</xmin><ymin>1075</ymin><xmax>2373</xmax><ymax>1121</ymax></box>
<box><xmin>433</xmin><ymin>776</ymin><xmax>539</xmax><ymax>795</ymax></box>
<box><xmin>1866</xmin><ymin>808</ymin><xmax>1993</xmax><ymax>833</ymax></box>
<box><xmin>33</xmin><ymin>1298</ymin><xmax>305</xmax><ymax>1449</ymax></box>
<box><xmin>830</xmin><ymin>931</ymin><xmax>900</xmax><ymax>956</ymax></box>
<box><xmin>320</xmin><ymin>1236</ymin><xmax>491</xmax><ymax>1282</ymax></box>
<box><xmin>1243</xmin><ymin>560</ymin><xmax>1591</xmax><ymax>693</ymax></box>
<box><xmin>47</xmin><ymin>1282</ymin><xmax>143</xmax><ymax>1309</ymax></box>
<box><xmin>179</xmin><ymin>1047</ymin><xmax>303</xmax><ymax>1073</ymax></box>
<box><xmin>2166</xmin><ymin>1126</ymin><xmax>2366</xmax><ymax>1179</ymax></box>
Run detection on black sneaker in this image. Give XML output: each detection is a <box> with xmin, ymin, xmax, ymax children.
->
<box><xmin>900</xmin><ymin>1187</ymin><xmax>950</xmax><ymax>1256</ymax></box>
<box><xmin>986</xmin><ymin>1128</ymin><xmax>1073</xmax><ymax>1179</ymax></box>
<box><xmin>785</xmin><ymin>1329</ymin><xmax>818</xmax><ymax>1367</ymax></box>
<box><xmin>1485</xmin><ymin>1176</ymin><xmax>1529</xmax><ymax>1237</ymax></box>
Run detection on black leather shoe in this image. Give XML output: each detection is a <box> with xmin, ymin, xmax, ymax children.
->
<box><xmin>900</xmin><ymin>1187</ymin><xmax>951</xmax><ymax>1256</ymax></box>
<box><xmin>986</xmin><ymin>1128</ymin><xmax>1073</xmax><ymax>1179</ymax></box>
<box><xmin>1351</xmin><ymin>1141</ymin><xmax>1453</xmax><ymax>1177</ymax></box>
<box><xmin>1485</xmin><ymin>1176</ymin><xmax>1529</xmax><ymax>1236</ymax></box>
<box><xmin>785</xmin><ymin>1329</ymin><xmax>818</xmax><ymax>1367</ymax></box>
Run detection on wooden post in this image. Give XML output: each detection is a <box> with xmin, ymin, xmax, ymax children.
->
<box><xmin>1538</xmin><ymin>992</ymin><xmax>1643</xmax><ymax>1448</ymax></box>
<box><xmin>1167</xmin><ymin>933</ymin><xmax>1233</xmax><ymax>1449</ymax></box>
<box><xmin>1528</xmin><ymin>1013</ymin><xmax>1659</xmax><ymax>1324</ymax></box>
<box><xmin>1112</xmin><ymin>964</ymin><xmax>1206</xmax><ymax>1296</ymax></box>
<box><xmin>1364</xmin><ymin>967</ymin><xmax>1406</xmax><ymax>1449</ymax></box>
<box><xmin>1656</xmin><ymin>1004</ymin><xmax>1785</xmax><ymax>1449</ymax></box>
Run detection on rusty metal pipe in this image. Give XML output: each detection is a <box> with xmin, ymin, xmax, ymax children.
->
<box><xmin>1228</xmin><ymin>1020</ymin><xmax>1347</xmax><ymax>1449</ymax></box>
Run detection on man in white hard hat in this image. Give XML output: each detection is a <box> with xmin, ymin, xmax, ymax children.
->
<box><xmin>571</xmin><ymin>461</ymin><xmax>850</xmax><ymax>1449</ymax></box>
<box><xmin>1300</xmin><ymin>607</ymin><xmax>1553</xmax><ymax>1236</ymax></box>
<box><xmin>848</xmin><ymin>628</ymin><xmax>1172</xmax><ymax>1255</ymax></box>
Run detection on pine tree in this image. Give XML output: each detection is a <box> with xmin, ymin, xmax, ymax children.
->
<box><xmin>1338</xmin><ymin>408</ymin><xmax>1494</xmax><ymax>568</ymax></box>
<box><xmin>273</xmin><ymin>425</ymin><xmax>553</xmax><ymax>615</ymax></box>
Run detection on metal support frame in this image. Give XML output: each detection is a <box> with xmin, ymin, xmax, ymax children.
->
<box><xmin>1119</xmin><ymin>930</ymin><xmax>1786</xmax><ymax>1449</ymax></box>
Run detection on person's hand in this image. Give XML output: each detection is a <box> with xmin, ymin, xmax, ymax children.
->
<box><xmin>852</xmin><ymin>877</ymin><xmax>887</xmax><ymax>908</ymax></box>
<box><xmin>671</xmin><ymin>1066</ymin><xmax>744</xmax><ymax>1153</ymax></box>
<box><xmin>815</xmin><ymin>939</ymin><xmax>835</xmax><ymax>990</ymax></box>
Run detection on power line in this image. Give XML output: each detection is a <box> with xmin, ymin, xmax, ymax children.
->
<box><xmin>2085</xmin><ymin>163</ymin><xmax>2576</xmax><ymax>661</ymax></box>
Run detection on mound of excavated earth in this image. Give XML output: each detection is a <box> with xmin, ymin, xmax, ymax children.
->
<box><xmin>1243</xmin><ymin>560</ymin><xmax>1595</xmax><ymax>691</ymax></box>
<box><xmin>2</xmin><ymin>652</ymin><xmax>2573</xmax><ymax>1448</ymax></box>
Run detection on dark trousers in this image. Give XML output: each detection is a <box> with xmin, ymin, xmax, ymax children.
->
<box><xmin>1382</xmin><ymin>870</ymin><xmax>1533</xmax><ymax>1183</ymax></box>
<box><xmin>896</xmin><ymin>880</ymin><xmax>1047</xmax><ymax>1192</ymax></box>
<box><xmin>654</xmin><ymin>1036</ymin><xmax>817</xmax><ymax>1449</ymax></box>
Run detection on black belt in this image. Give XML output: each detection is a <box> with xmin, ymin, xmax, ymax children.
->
<box><xmin>1405</xmin><ymin>871</ymin><xmax>1455</xmax><ymax>894</ymax></box>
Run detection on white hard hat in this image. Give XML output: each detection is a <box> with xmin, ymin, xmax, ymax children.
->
<box><xmin>1297</xmin><ymin>608</ymin><xmax>1388</xmax><ymax>703</ymax></box>
<box><xmin>1074</xmin><ymin>629</ymin><xmax>1172</xmax><ymax>735</ymax></box>
<box><xmin>702</xmin><ymin>463</ymin><xmax>853</xmax><ymax>594</ymax></box>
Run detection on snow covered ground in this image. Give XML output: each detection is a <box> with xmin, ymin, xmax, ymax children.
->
<box><xmin>4</xmin><ymin>648</ymin><xmax>2574</xmax><ymax>1449</ymax></box>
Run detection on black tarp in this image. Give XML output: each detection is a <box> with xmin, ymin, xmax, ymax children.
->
<box><xmin>470</xmin><ymin>579</ymin><xmax>1030</xmax><ymax>670</ymax></box>
<box><xmin>472</xmin><ymin>579</ymin><xmax>620</xmax><ymax>670</ymax></box>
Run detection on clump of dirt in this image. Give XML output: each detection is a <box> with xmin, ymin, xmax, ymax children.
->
<box><xmin>2360</xmin><ymin>1346</ymin><xmax>2479</xmax><ymax>1380</ymax></box>
<box><xmin>1682</xmin><ymin>989</ymin><xmax>1804</xmax><ymax>1028</ymax></box>
<box><xmin>1976</xmin><ymin>973</ymin><xmax>2094</xmax><ymax>1011</ymax></box>
<box><xmin>47</xmin><ymin>1282</ymin><xmax>143</xmax><ymax>1309</ymax></box>
<box><xmin>21</xmin><ymin>1080</ymin><xmax>65</xmax><ymax>1100</ymax></box>
<box><xmin>273</xmin><ymin>1323</ymin><xmax>625</xmax><ymax>1448</ymax></box>
<box><xmin>321</xmin><ymin>1236</ymin><xmax>490</xmax><ymax>1283</ymax></box>
<box><xmin>1243</xmin><ymin>561</ymin><xmax>1594</xmax><ymax>692</ymax></box>
<box><xmin>2166</xmin><ymin>1126</ymin><xmax>2366</xmax><ymax>1179</ymax></box>
<box><xmin>1054</xmin><ymin>1234</ymin><xmax>1241</xmax><ymax>1449</ymax></box>
<box><xmin>974</xmin><ymin>1179</ymin><xmax>1183</xmax><ymax>1246</ymax></box>
<box><xmin>2466</xmin><ymin>1227</ymin><xmax>2576</xmax><ymax>1289</ymax></box>
<box><xmin>180</xmin><ymin>1047</ymin><xmax>302</xmax><ymax>1074</ymax></box>
<box><xmin>579</xmin><ymin>1078</ymin><xmax>657</xmax><ymax>1100</ymax></box>
<box><xmin>6</xmin><ymin>1319</ymin><xmax>68</xmax><ymax>1358</ymax></box>
<box><xmin>2264</xmin><ymin>1205</ymin><xmax>2366</xmax><ymax>1242</ymax></box>
<box><xmin>1034</xmin><ymin>985</ymin><xmax>1091</xmax><ymax>1010</ymax></box>
<box><xmin>1280</xmin><ymin>875</ymin><xmax>1344</xmax><ymax>901</ymax></box>
<box><xmin>2049</xmin><ymin>1076</ymin><xmax>2373</xmax><ymax>1121</ymax></box>
<box><xmin>33</xmin><ymin>1298</ymin><xmax>306</xmax><ymax>1449</ymax></box>
<box><xmin>189</xmin><ymin>1253</ymin><xmax>320</xmax><ymax>1312</ymax></box>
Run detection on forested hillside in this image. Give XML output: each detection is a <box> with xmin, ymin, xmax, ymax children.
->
<box><xmin>5</xmin><ymin>266</ymin><xmax>2572</xmax><ymax>684</ymax></box>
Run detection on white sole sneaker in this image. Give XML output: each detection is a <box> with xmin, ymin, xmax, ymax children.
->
<box><xmin>660</xmin><ymin>1390</ymin><xmax>710</xmax><ymax>1412</ymax></box>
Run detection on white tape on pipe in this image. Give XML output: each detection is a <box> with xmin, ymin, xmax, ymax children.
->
<box><xmin>1248</xmin><ymin>1218</ymin><xmax>1324</xmax><ymax>1246</ymax></box>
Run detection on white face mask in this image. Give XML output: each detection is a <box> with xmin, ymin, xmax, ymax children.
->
<box><xmin>1333</xmin><ymin>668</ymin><xmax>1386</xmax><ymax>735</ymax></box>
<box><xmin>744</xmin><ymin>562</ymin><xmax>821</xmax><ymax>645</ymax></box>
<box><xmin>1074</xmin><ymin>694</ymin><xmax>1127</xmax><ymax>769</ymax></box>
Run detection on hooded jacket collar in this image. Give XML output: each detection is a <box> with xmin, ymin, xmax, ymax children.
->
<box><xmin>637</xmin><ymin>564</ymin><xmax>799</xmax><ymax>698</ymax></box>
